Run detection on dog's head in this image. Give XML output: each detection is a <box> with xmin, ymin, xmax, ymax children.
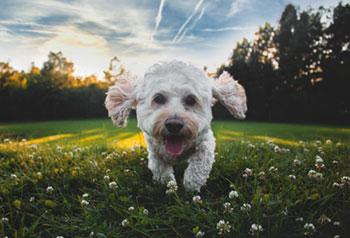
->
<box><xmin>105</xmin><ymin>60</ymin><xmax>247</xmax><ymax>157</ymax></box>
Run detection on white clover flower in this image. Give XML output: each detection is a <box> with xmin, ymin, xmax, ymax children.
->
<box><xmin>10</xmin><ymin>174</ymin><xmax>17</xmax><ymax>180</ymax></box>
<box><xmin>308</xmin><ymin>170</ymin><xmax>317</xmax><ymax>179</ymax></box>
<box><xmin>223</xmin><ymin>202</ymin><xmax>233</xmax><ymax>214</ymax></box>
<box><xmin>167</xmin><ymin>180</ymin><xmax>178</xmax><ymax>190</ymax></box>
<box><xmin>274</xmin><ymin>145</ymin><xmax>281</xmax><ymax>153</ymax></box>
<box><xmin>333</xmin><ymin>221</ymin><xmax>340</xmax><ymax>226</ymax></box>
<box><xmin>315</xmin><ymin>172</ymin><xmax>323</xmax><ymax>180</ymax></box>
<box><xmin>258</xmin><ymin>171</ymin><xmax>265</xmax><ymax>180</ymax></box>
<box><xmin>332</xmin><ymin>160</ymin><xmax>339</xmax><ymax>165</ymax></box>
<box><xmin>229</xmin><ymin>190</ymin><xmax>239</xmax><ymax>199</ymax></box>
<box><xmin>81</xmin><ymin>200</ymin><xmax>89</xmax><ymax>206</ymax></box>
<box><xmin>333</xmin><ymin>182</ymin><xmax>340</xmax><ymax>187</ymax></box>
<box><xmin>326</xmin><ymin>139</ymin><xmax>332</xmax><ymax>144</ymax></box>
<box><xmin>293</xmin><ymin>159</ymin><xmax>301</xmax><ymax>166</ymax></box>
<box><xmin>122</xmin><ymin>151</ymin><xmax>127</xmax><ymax>157</ymax></box>
<box><xmin>56</xmin><ymin>236</ymin><xmax>64</xmax><ymax>238</ymax></box>
<box><xmin>1</xmin><ymin>217</ymin><xmax>9</xmax><ymax>222</ymax></box>
<box><xmin>166</xmin><ymin>180</ymin><xmax>178</xmax><ymax>195</ymax></box>
<box><xmin>121</xmin><ymin>219</ymin><xmax>129</xmax><ymax>227</ymax></box>
<box><xmin>109</xmin><ymin>181</ymin><xmax>118</xmax><ymax>189</ymax></box>
<box><xmin>216</xmin><ymin>220</ymin><xmax>231</xmax><ymax>235</ymax></box>
<box><xmin>296</xmin><ymin>217</ymin><xmax>304</xmax><ymax>222</ymax></box>
<box><xmin>341</xmin><ymin>176</ymin><xmax>350</xmax><ymax>185</ymax></box>
<box><xmin>289</xmin><ymin>174</ymin><xmax>296</xmax><ymax>180</ymax></box>
<box><xmin>250</xmin><ymin>224</ymin><xmax>263</xmax><ymax>235</ymax></box>
<box><xmin>240</xmin><ymin>203</ymin><xmax>251</xmax><ymax>212</ymax></box>
<box><xmin>46</xmin><ymin>186</ymin><xmax>54</xmax><ymax>194</ymax></box>
<box><xmin>128</xmin><ymin>206</ymin><xmax>135</xmax><ymax>212</ymax></box>
<box><xmin>113</xmin><ymin>139</ymin><xmax>118</xmax><ymax>144</ymax></box>
<box><xmin>334</xmin><ymin>235</ymin><xmax>340</xmax><ymax>238</ymax></box>
<box><xmin>106</xmin><ymin>169</ymin><xmax>111</xmax><ymax>173</ymax></box>
<box><xmin>248</xmin><ymin>144</ymin><xmax>255</xmax><ymax>149</ymax></box>
<box><xmin>104</xmin><ymin>175</ymin><xmax>110</xmax><ymax>181</ymax></box>
<box><xmin>269</xmin><ymin>166</ymin><xmax>278</xmax><ymax>174</ymax></box>
<box><xmin>4</xmin><ymin>138</ymin><xmax>10</xmax><ymax>143</ymax></box>
<box><xmin>192</xmin><ymin>195</ymin><xmax>202</xmax><ymax>204</ymax></box>
<box><xmin>315</xmin><ymin>156</ymin><xmax>325</xmax><ymax>169</ymax></box>
<box><xmin>30</xmin><ymin>144</ymin><xmax>38</xmax><ymax>149</ymax></box>
<box><xmin>82</xmin><ymin>193</ymin><xmax>89</xmax><ymax>198</ymax></box>
<box><xmin>336</xmin><ymin>142</ymin><xmax>341</xmax><ymax>147</ymax></box>
<box><xmin>30</xmin><ymin>197</ymin><xmax>35</xmax><ymax>202</ymax></box>
<box><xmin>303</xmin><ymin>223</ymin><xmax>316</xmax><ymax>235</ymax></box>
<box><xmin>244</xmin><ymin>168</ymin><xmax>253</xmax><ymax>176</ymax></box>
<box><xmin>242</xmin><ymin>173</ymin><xmax>248</xmax><ymax>179</ymax></box>
<box><xmin>195</xmin><ymin>230</ymin><xmax>205</xmax><ymax>238</ymax></box>
<box><xmin>143</xmin><ymin>208</ymin><xmax>149</xmax><ymax>215</ymax></box>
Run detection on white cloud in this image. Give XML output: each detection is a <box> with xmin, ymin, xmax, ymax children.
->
<box><xmin>228</xmin><ymin>0</ymin><xmax>251</xmax><ymax>17</ymax></box>
<box><xmin>202</xmin><ymin>26</ymin><xmax>256</xmax><ymax>32</ymax></box>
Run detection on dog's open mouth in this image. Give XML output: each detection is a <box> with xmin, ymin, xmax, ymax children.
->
<box><xmin>164</xmin><ymin>136</ymin><xmax>184</xmax><ymax>157</ymax></box>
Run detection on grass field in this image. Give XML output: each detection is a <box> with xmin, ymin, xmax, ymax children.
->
<box><xmin>0</xmin><ymin>119</ymin><xmax>349</xmax><ymax>237</ymax></box>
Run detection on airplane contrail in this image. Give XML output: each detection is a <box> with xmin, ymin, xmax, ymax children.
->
<box><xmin>172</xmin><ymin>0</ymin><xmax>203</xmax><ymax>43</ymax></box>
<box><xmin>151</xmin><ymin>0</ymin><xmax>166</xmax><ymax>42</ymax></box>
<box><xmin>177</xmin><ymin>5</ymin><xmax>206</xmax><ymax>43</ymax></box>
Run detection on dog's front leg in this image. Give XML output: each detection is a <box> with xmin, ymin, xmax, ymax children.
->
<box><xmin>148</xmin><ymin>152</ymin><xmax>175</xmax><ymax>183</ymax></box>
<box><xmin>183</xmin><ymin>133</ymin><xmax>215</xmax><ymax>192</ymax></box>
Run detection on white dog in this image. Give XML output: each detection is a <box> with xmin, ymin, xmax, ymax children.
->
<box><xmin>105</xmin><ymin>60</ymin><xmax>247</xmax><ymax>192</ymax></box>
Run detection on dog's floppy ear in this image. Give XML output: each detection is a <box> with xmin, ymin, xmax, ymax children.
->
<box><xmin>212</xmin><ymin>71</ymin><xmax>247</xmax><ymax>119</ymax></box>
<box><xmin>105</xmin><ymin>73</ymin><xmax>137</xmax><ymax>127</ymax></box>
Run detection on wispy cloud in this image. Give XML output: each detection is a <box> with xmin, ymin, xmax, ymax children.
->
<box><xmin>228</xmin><ymin>0</ymin><xmax>251</xmax><ymax>17</ymax></box>
<box><xmin>172</xmin><ymin>0</ymin><xmax>204</xmax><ymax>43</ymax></box>
<box><xmin>151</xmin><ymin>0</ymin><xmax>166</xmax><ymax>42</ymax></box>
<box><xmin>202</xmin><ymin>26</ymin><xmax>255</xmax><ymax>32</ymax></box>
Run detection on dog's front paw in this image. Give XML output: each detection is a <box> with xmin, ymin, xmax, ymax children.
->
<box><xmin>183</xmin><ymin>176</ymin><xmax>203</xmax><ymax>192</ymax></box>
<box><xmin>152</xmin><ymin>173</ymin><xmax>175</xmax><ymax>185</ymax></box>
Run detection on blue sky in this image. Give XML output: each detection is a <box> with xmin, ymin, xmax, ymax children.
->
<box><xmin>0</xmin><ymin>0</ymin><xmax>339</xmax><ymax>77</ymax></box>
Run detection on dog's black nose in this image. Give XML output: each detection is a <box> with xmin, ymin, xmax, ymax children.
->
<box><xmin>165</xmin><ymin>118</ymin><xmax>184</xmax><ymax>134</ymax></box>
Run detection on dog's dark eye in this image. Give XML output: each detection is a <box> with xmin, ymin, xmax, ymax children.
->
<box><xmin>153</xmin><ymin>94</ymin><xmax>166</xmax><ymax>105</ymax></box>
<box><xmin>185</xmin><ymin>95</ymin><xmax>196</xmax><ymax>106</ymax></box>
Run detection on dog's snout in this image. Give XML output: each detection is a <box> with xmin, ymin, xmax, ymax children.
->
<box><xmin>165</xmin><ymin>118</ymin><xmax>184</xmax><ymax>134</ymax></box>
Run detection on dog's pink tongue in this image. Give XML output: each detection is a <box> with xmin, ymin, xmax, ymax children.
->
<box><xmin>165</xmin><ymin>138</ymin><xmax>183</xmax><ymax>156</ymax></box>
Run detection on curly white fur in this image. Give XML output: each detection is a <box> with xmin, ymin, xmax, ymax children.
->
<box><xmin>105</xmin><ymin>60</ymin><xmax>247</xmax><ymax>192</ymax></box>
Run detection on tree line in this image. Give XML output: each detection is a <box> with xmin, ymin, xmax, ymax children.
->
<box><xmin>0</xmin><ymin>53</ymin><xmax>124</xmax><ymax>121</ymax></box>
<box><xmin>216</xmin><ymin>3</ymin><xmax>349</xmax><ymax>124</ymax></box>
<box><xmin>1</xmin><ymin>3</ymin><xmax>349</xmax><ymax>124</ymax></box>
